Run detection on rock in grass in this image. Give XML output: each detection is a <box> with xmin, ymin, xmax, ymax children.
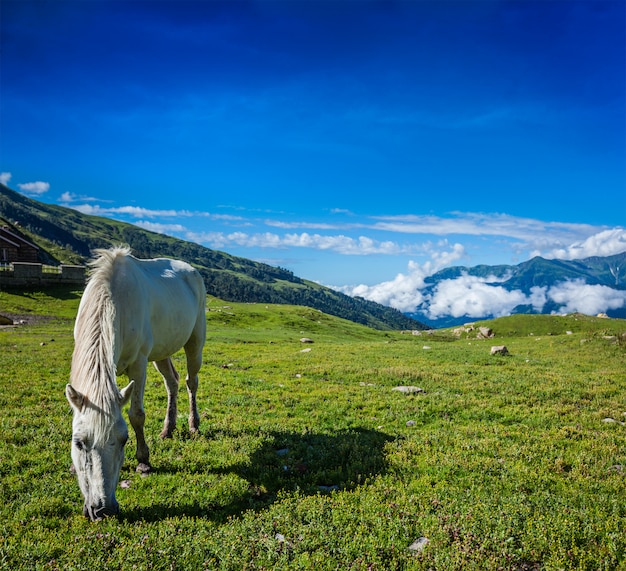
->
<box><xmin>408</xmin><ymin>537</ymin><xmax>430</xmax><ymax>553</ymax></box>
<box><xmin>477</xmin><ymin>326</ymin><xmax>494</xmax><ymax>339</ymax></box>
<box><xmin>392</xmin><ymin>386</ymin><xmax>425</xmax><ymax>394</ymax></box>
<box><xmin>490</xmin><ymin>345</ymin><xmax>509</xmax><ymax>356</ymax></box>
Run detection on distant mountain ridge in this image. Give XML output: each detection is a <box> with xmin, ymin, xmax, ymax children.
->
<box><xmin>406</xmin><ymin>251</ymin><xmax>626</xmax><ymax>328</ymax></box>
<box><xmin>0</xmin><ymin>184</ymin><xmax>426</xmax><ymax>331</ymax></box>
<box><xmin>424</xmin><ymin>253</ymin><xmax>626</xmax><ymax>289</ymax></box>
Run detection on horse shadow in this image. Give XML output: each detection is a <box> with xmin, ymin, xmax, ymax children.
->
<box><xmin>120</xmin><ymin>427</ymin><xmax>394</xmax><ymax>523</ymax></box>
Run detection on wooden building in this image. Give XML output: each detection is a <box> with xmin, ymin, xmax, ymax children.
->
<box><xmin>0</xmin><ymin>226</ymin><xmax>40</xmax><ymax>264</ymax></box>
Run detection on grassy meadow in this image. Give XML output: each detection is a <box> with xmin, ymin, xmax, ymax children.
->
<box><xmin>1</xmin><ymin>287</ymin><xmax>625</xmax><ymax>570</ymax></box>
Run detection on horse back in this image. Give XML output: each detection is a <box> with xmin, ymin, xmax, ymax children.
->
<box><xmin>111</xmin><ymin>254</ymin><xmax>206</xmax><ymax>364</ymax></box>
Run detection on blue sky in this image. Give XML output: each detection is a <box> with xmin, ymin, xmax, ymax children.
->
<box><xmin>1</xmin><ymin>0</ymin><xmax>625</xmax><ymax>317</ymax></box>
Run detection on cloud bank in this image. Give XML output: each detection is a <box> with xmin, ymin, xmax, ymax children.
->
<box><xmin>337</xmin><ymin>243</ymin><xmax>466</xmax><ymax>311</ymax></box>
<box><xmin>331</xmin><ymin>226</ymin><xmax>626</xmax><ymax>320</ymax></box>
<box><xmin>341</xmin><ymin>264</ymin><xmax>626</xmax><ymax>321</ymax></box>
<box><xmin>547</xmin><ymin>280</ymin><xmax>626</xmax><ymax>316</ymax></box>
<box><xmin>425</xmin><ymin>275</ymin><xmax>546</xmax><ymax>319</ymax></box>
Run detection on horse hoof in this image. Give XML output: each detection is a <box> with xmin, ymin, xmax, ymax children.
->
<box><xmin>159</xmin><ymin>429</ymin><xmax>174</xmax><ymax>439</ymax></box>
<box><xmin>136</xmin><ymin>463</ymin><xmax>152</xmax><ymax>475</ymax></box>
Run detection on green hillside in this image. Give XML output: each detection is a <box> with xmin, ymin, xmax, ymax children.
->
<box><xmin>473</xmin><ymin>312</ymin><xmax>625</xmax><ymax>337</ymax></box>
<box><xmin>0</xmin><ymin>184</ymin><xmax>425</xmax><ymax>331</ymax></box>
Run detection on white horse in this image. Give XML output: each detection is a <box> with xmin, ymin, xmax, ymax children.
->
<box><xmin>65</xmin><ymin>246</ymin><xmax>206</xmax><ymax>520</ymax></box>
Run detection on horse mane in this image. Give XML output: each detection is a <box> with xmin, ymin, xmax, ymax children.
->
<box><xmin>70</xmin><ymin>246</ymin><xmax>132</xmax><ymax>443</ymax></box>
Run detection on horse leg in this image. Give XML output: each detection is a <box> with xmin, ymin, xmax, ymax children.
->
<box><xmin>154</xmin><ymin>358</ymin><xmax>179</xmax><ymax>438</ymax></box>
<box><xmin>127</xmin><ymin>358</ymin><xmax>151</xmax><ymax>474</ymax></box>
<box><xmin>184</xmin><ymin>330</ymin><xmax>204</xmax><ymax>433</ymax></box>
<box><xmin>186</xmin><ymin>370</ymin><xmax>200</xmax><ymax>433</ymax></box>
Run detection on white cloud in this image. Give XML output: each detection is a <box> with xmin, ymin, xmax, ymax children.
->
<box><xmin>69</xmin><ymin>203</ymin><xmax>202</xmax><ymax>218</ymax></box>
<box><xmin>426</xmin><ymin>275</ymin><xmax>546</xmax><ymax>319</ymax></box>
<box><xmin>185</xmin><ymin>231</ymin><xmax>248</xmax><ymax>249</ymax></box>
<box><xmin>430</xmin><ymin>243</ymin><xmax>468</xmax><ymax>271</ymax></box>
<box><xmin>261</xmin><ymin>212</ymin><xmax>600</xmax><ymax>249</ymax></box>
<box><xmin>347</xmin><ymin>264</ymin><xmax>428</xmax><ymax>312</ymax></box>
<box><xmin>266</xmin><ymin>220</ymin><xmax>349</xmax><ymax>230</ymax></box>
<box><xmin>370</xmin><ymin>212</ymin><xmax>595</xmax><ymax>242</ymax></box>
<box><xmin>59</xmin><ymin>191</ymin><xmax>101</xmax><ymax>203</ymax></box>
<box><xmin>547</xmin><ymin>279</ymin><xmax>626</xmax><ymax>315</ymax></box>
<box><xmin>0</xmin><ymin>172</ymin><xmax>11</xmax><ymax>185</ymax></box>
<box><xmin>264</xmin><ymin>212</ymin><xmax>608</xmax><ymax>259</ymax></box>
<box><xmin>135</xmin><ymin>221</ymin><xmax>187</xmax><ymax>234</ymax></box>
<box><xmin>257</xmin><ymin>212</ymin><xmax>618</xmax><ymax>268</ymax></box>
<box><xmin>60</xmin><ymin>192</ymin><xmax>76</xmax><ymax>202</ymax></box>
<box><xmin>538</xmin><ymin>228</ymin><xmax>626</xmax><ymax>261</ymax></box>
<box><xmin>188</xmin><ymin>230</ymin><xmax>421</xmax><ymax>256</ymax></box>
<box><xmin>283</xmin><ymin>233</ymin><xmax>403</xmax><ymax>255</ymax></box>
<box><xmin>335</xmin><ymin>242</ymin><xmax>466</xmax><ymax>312</ymax></box>
<box><xmin>17</xmin><ymin>181</ymin><xmax>50</xmax><ymax>195</ymax></box>
<box><xmin>368</xmin><ymin>212</ymin><xmax>618</xmax><ymax>262</ymax></box>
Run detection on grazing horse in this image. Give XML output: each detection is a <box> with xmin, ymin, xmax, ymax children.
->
<box><xmin>65</xmin><ymin>246</ymin><xmax>206</xmax><ymax>520</ymax></box>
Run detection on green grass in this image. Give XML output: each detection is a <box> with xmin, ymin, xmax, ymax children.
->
<box><xmin>1</xmin><ymin>289</ymin><xmax>626</xmax><ymax>569</ymax></box>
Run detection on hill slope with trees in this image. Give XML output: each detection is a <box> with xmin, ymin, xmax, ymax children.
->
<box><xmin>0</xmin><ymin>184</ymin><xmax>426</xmax><ymax>331</ymax></box>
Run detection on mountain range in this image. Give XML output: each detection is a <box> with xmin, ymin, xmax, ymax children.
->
<box><xmin>2</xmin><ymin>183</ymin><xmax>624</xmax><ymax>330</ymax></box>
<box><xmin>406</xmin><ymin>251</ymin><xmax>626</xmax><ymax>328</ymax></box>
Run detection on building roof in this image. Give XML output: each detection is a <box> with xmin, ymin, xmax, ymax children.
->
<box><xmin>0</xmin><ymin>226</ymin><xmax>39</xmax><ymax>251</ymax></box>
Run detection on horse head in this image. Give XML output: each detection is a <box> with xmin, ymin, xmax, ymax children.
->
<box><xmin>65</xmin><ymin>381</ymin><xmax>134</xmax><ymax>521</ymax></box>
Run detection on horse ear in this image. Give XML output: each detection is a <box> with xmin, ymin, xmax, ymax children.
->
<box><xmin>66</xmin><ymin>384</ymin><xmax>85</xmax><ymax>412</ymax></box>
<box><xmin>119</xmin><ymin>380</ymin><xmax>134</xmax><ymax>406</ymax></box>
